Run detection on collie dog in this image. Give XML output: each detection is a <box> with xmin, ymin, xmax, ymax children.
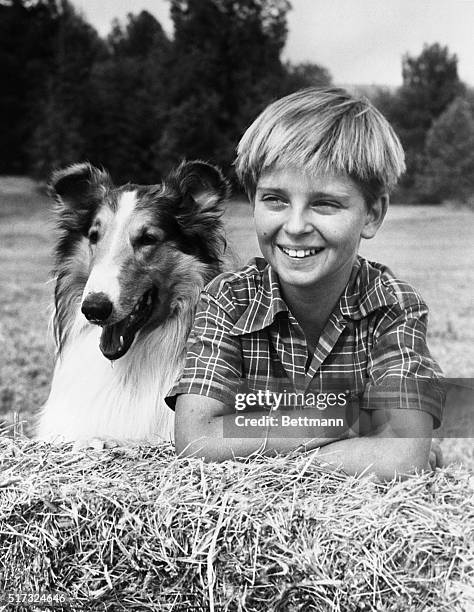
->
<box><xmin>37</xmin><ymin>161</ymin><xmax>228</xmax><ymax>446</ymax></box>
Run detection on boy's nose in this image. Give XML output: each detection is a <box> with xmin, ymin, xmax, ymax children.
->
<box><xmin>283</xmin><ymin>208</ymin><xmax>313</xmax><ymax>235</ymax></box>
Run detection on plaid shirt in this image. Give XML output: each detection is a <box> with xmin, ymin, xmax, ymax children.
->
<box><xmin>167</xmin><ymin>256</ymin><xmax>444</xmax><ymax>428</ymax></box>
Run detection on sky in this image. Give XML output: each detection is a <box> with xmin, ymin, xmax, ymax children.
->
<box><xmin>73</xmin><ymin>0</ymin><xmax>474</xmax><ymax>87</ymax></box>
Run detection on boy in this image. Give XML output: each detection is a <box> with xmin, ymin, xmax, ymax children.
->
<box><xmin>167</xmin><ymin>87</ymin><xmax>444</xmax><ymax>479</ymax></box>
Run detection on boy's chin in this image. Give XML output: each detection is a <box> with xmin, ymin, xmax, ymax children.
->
<box><xmin>277</xmin><ymin>269</ymin><xmax>327</xmax><ymax>290</ymax></box>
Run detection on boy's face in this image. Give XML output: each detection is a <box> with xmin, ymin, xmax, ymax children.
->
<box><xmin>254</xmin><ymin>166</ymin><xmax>386</xmax><ymax>295</ymax></box>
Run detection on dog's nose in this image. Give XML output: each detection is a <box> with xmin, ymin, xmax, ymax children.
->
<box><xmin>81</xmin><ymin>292</ymin><xmax>113</xmax><ymax>323</ymax></box>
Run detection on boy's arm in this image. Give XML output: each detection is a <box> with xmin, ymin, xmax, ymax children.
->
<box><xmin>175</xmin><ymin>395</ymin><xmax>434</xmax><ymax>480</ymax></box>
<box><xmin>313</xmin><ymin>295</ymin><xmax>443</xmax><ymax>480</ymax></box>
<box><xmin>175</xmin><ymin>394</ymin><xmax>352</xmax><ymax>461</ymax></box>
<box><xmin>314</xmin><ymin>408</ymin><xmax>434</xmax><ymax>480</ymax></box>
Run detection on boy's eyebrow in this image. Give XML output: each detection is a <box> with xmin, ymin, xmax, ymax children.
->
<box><xmin>255</xmin><ymin>185</ymin><xmax>286</xmax><ymax>194</ymax></box>
<box><xmin>256</xmin><ymin>185</ymin><xmax>351</xmax><ymax>199</ymax></box>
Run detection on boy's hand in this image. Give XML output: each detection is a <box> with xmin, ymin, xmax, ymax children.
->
<box><xmin>429</xmin><ymin>438</ymin><xmax>443</xmax><ymax>470</ymax></box>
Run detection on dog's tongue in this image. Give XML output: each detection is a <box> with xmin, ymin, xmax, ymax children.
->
<box><xmin>100</xmin><ymin>320</ymin><xmax>134</xmax><ymax>360</ymax></box>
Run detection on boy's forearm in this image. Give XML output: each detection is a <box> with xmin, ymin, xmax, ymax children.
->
<box><xmin>181</xmin><ymin>433</ymin><xmax>337</xmax><ymax>462</ymax></box>
<box><xmin>314</xmin><ymin>436</ymin><xmax>432</xmax><ymax>481</ymax></box>
<box><xmin>179</xmin><ymin>415</ymin><xmax>431</xmax><ymax>480</ymax></box>
<box><xmin>177</xmin><ymin>408</ymin><xmax>350</xmax><ymax>461</ymax></box>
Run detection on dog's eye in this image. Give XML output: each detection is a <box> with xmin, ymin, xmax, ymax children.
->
<box><xmin>88</xmin><ymin>229</ymin><xmax>99</xmax><ymax>244</ymax></box>
<box><xmin>135</xmin><ymin>232</ymin><xmax>159</xmax><ymax>248</ymax></box>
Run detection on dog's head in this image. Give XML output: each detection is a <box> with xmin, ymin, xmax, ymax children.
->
<box><xmin>51</xmin><ymin>160</ymin><xmax>229</xmax><ymax>360</ymax></box>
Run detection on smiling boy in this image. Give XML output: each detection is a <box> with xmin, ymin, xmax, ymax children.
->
<box><xmin>167</xmin><ymin>88</ymin><xmax>444</xmax><ymax>479</ymax></box>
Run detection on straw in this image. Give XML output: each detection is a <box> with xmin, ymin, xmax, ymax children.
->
<box><xmin>0</xmin><ymin>436</ymin><xmax>472</xmax><ymax>611</ymax></box>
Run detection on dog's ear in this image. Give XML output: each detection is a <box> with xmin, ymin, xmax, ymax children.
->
<box><xmin>169</xmin><ymin>160</ymin><xmax>230</xmax><ymax>238</ymax></box>
<box><xmin>50</xmin><ymin>163</ymin><xmax>112</xmax><ymax>235</ymax></box>
<box><xmin>50</xmin><ymin>163</ymin><xmax>111</xmax><ymax>212</ymax></box>
<box><xmin>172</xmin><ymin>160</ymin><xmax>230</xmax><ymax>211</ymax></box>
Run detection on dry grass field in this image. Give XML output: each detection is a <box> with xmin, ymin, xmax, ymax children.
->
<box><xmin>0</xmin><ymin>177</ymin><xmax>473</xmax><ymax>465</ymax></box>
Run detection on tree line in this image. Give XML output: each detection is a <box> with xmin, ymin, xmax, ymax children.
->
<box><xmin>369</xmin><ymin>43</ymin><xmax>474</xmax><ymax>204</ymax></box>
<box><xmin>1</xmin><ymin>0</ymin><xmax>473</xmax><ymax>203</ymax></box>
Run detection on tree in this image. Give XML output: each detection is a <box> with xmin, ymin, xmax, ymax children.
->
<box><xmin>0</xmin><ymin>0</ymin><xmax>60</xmax><ymax>173</ymax></box>
<box><xmin>390</xmin><ymin>43</ymin><xmax>465</xmax><ymax>194</ymax></box>
<box><xmin>281</xmin><ymin>61</ymin><xmax>332</xmax><ymax>92</ymax></box>
<box><xmin>108</xmin><ymin>10</ymin><xmax>166</xmax><ymax>59</ymax></box>
<box><xmin>0</xmin><ymin>0</ymin><xmax>329</xmax><ymax>183</ymax></box>
<box><xmin>155</xmin><ymin>0</ymin><xmax>291</xmax><ymax>175</ymax></box>
<box><xmin>29</xmin><ymin>0</ymin><xmax>105</xmax><ymax>177</ymax></box>
<box><xmin>416</xmin><ymin>97</ymin><xmax>474</xmax><ymax>204</ymax></box>
<box><xmin>401</xmin><ymin>43</ymin><xmax>464</xmax><ymax>122</ymax></box>
<box><xmin>87</xmin><ymin>11</ymin><xmax>171</xmax><ymax>182</ymax></box>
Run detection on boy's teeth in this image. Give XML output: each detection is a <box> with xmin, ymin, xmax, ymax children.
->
<box><xmin>282</xmin><ymin>247</ymin><xmax>318</xmax><ymax>258</ymax></box>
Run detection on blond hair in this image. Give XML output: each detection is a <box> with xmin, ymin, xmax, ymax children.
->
<box><xmin>235</xmin><ymin>87</ymin><xmax>405</xmax><ymax>203</ymax></box>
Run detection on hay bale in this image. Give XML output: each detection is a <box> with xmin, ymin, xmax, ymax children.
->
<box><xmin>0</xmin><ymin>436</ymin><xmax>473</xmax><ymax>612</ymax></box>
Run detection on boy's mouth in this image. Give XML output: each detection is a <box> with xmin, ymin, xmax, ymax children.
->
<box><xmin>278</xmin><ymin>245</ymin><xmax>324</xmax><ymax>259</ymax></box>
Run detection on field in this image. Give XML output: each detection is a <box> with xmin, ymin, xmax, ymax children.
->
<box><xmin>0</xmin><ymin>177</ymin><xmax>473</xmax><ymax>464</ymax></box>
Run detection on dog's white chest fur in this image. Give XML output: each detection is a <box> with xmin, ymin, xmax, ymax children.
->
<box><xmin>37</xmin><ymin>319</ymin><xmax>183</xmax><ymax>443</ymax></box>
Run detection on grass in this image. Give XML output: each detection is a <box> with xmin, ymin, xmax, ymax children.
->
<box><xmin>0</xmin><ymin>179</ymin><xmax>54</xmax><ymax>434</ymax></box>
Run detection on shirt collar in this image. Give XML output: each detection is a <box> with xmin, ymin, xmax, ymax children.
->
<box><xmin>230</xmin><ymin>256</ymin><xmax>398</xmax><ymax>336</ymax></box>
<box><xmin>339</xmin><ymin>256</ymin><xmax>399</xmax><ymax>319</ymax></box>
<box><xmin>230</xmin><ymin>264</ymin><xmax>288</xmax><ymax>335</ymax></box>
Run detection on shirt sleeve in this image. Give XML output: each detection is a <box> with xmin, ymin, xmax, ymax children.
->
<box><xmin>362</xmin><ymin>302</ymin><xmax>445</xmax><ymax>429</ymax></box>
<box><xmin>165</xmin><ymin>290</ymin><xmax>243</xmax><ymax>409</ymax></box>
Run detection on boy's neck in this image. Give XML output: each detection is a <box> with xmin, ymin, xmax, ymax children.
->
<box><xmin>279</xmin><ymin>261</ymin><xmax>354</xmax><ymax>343</ymax></box>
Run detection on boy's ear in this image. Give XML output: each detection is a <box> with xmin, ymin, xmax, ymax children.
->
<box><xmin>49</xmin><ymin>162</ymin><xmax>111</xmax><ymax>213</ymax></box>
<box><xmin>361</xmin><ymin>194</ymin><xmax>389</xmax><ymax>239</ymax></box>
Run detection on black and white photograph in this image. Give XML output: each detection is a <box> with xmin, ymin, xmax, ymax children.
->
<box><xmin>1</xmin><ymin>0</ymin><xmax>473</xmax><ymax>610</ymax></box>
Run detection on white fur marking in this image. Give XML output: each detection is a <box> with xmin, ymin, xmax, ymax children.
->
<box><xmin>109</xmin><ymin>190</ymin><xmax>137</xmax><ymax>255</ymax></box>
<box><xmin>83</xmin><ymin>263</ymin><xmax>121</xmax><ymax>303</ymax></box>
<box><xmin>82</xmin><ymin>190</ymin><xmax>137</xmax><ymax>304</ymax></box>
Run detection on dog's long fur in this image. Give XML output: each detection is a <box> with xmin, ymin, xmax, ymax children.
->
<box><xmin>37</xmin><ymin>161</ymin><xmax>228</xmax><ymax>444</ymax></box>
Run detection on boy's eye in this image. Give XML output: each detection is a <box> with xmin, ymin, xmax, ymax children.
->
<box><xmin>311</xmin><ymin>200</ymin><xmax>340</xmax><ymax>211</ymax></box>
<box><xmin>261</xmin><ymin>195</ymin><xmax>286</xmax><ymax>206</ymax></box>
